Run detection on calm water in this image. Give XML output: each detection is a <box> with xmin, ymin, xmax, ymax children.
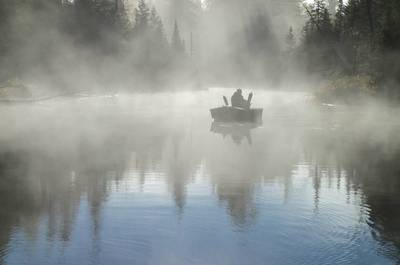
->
<box><xmin>0</xmin><ymin>88</ymin><xmax>400</xmax><ymax>265</ymax></box>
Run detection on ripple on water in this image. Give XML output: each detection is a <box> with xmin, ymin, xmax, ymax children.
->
<box><xmin>1</xmin><ymin>91</ymin><xmax>400</xmax><ymax>265</ymax></box>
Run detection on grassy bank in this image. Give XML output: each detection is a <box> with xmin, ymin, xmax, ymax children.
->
<box><xmin>314</xmin><ymin>75</ymin><xmax>378</xmax><ymax>105</ymax></box>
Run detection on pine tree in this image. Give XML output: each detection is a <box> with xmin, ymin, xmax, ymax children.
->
<box><xmin>167</xmin><ymin>0</ymin><xmax>202</xmax><ymax>38</ymax></box>
<box><xmin>301</xmin><ymin>0</ymin><xmax>337</xmax><ymax>73</ymax></box>
<box><xmin>73</xmin><ymin>0</ymin><xmax>122</xmax><ymax>41</ymax></box>
<box><xmin>286</xmin><ymin>26</ymin><xmax>296</xmax><ymax>51</ymax></box>
<box><xmin>150</xmin><ymin>7</ymin><xmax>168</xmax><ymax>48</ymax></box>
<box><xmin>171</xmin><ymin>21</ymin><xmax>185</xmax><ymax>54</ymax></box>
<box><xmin>133</xmin><ymin>0</ymin><xmax>150</xmax><ymax>36</ymax></box>
<box><xmin>343</xmin><ymin>0</ymin><xmax>359</xmax><ymax>37</ymax></box>
<box><xmin>0</xmin><ymin>0</ymin><xmax>12</xmax><ymax>51</ymax></box>
<box><xmin>365</xmin><ymin>0</ymin><xmax>374</xmax><ymax>34</ymax></box>
<box><xmin>303</xmin><ymin>0</ymin><xmax>333</xmax><ymax>43</ymax></box>
<box><xmin>314</xmin><ymin>0</ymin><xmax>323</xmax><ymax>26</ymax></box>
<box><xmin>381</xmin><ymin>4</ymin><xmax>398</xmax><ymax>50</ymax></box>
<box><xmin>298</xmin><ymin>0</ymin><xmax>400</xmax><ymax>87</ymax></box>
<box><xmin>114</xmin><ymin>0</ymin><xmax>131</xmax><ymax>36</ymax></box>
<box><xmin>334</xmin><ymin>0</ymin><xmax>345</xmax><ymax>39</ymax></box>
<box><xmin>321</xmin><ymin>7</ymin><xmax>333</xmax><ymax>37</ymax></box>
<box><xmin>328</xmin><ymin>0</ymin><xmax>337</xmax><ymax>17</ymax></box>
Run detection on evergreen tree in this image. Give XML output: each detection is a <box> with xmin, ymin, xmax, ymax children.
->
<box><xmin>343</xmin><ymin>0</ymin><xmax>360</xmax><ymax>37</ymax></box>
<box><xmin>298</xmin><ymin>0</ymin><xmax>400</xmax><ymax>89</ymax></box>
<box><xmin>302</xmin><ymin>0</ymin><xmax>336</xmax><ymax>73</ymax></box>
<box><xmin>334</xmin><ymin>0</ymin><xmax>345</xmax><ymax>38</ymax></box>
<box><xmin>303</xmin><ymin>0</ymin><xmax>333</xmax><ymax>43</ymax></box>
<box><xmin>381</xmin><ymin>2</ymin><xmax>400</xmax><ymax>50</ymax></box>
<box><xmin>321</xmin><ymin>6</ymin><xmax>334</xmax><ymax>38</ymax></box>
<box><xmin>171</xmin><ymin>21</ymin><xmax>185</xmax><ymax>54</ymax></box>
<box><xmin>114</xmin><ymin>0</ymin><xmax>131</xmax><ymax>36</ymax></box>
<box><xmin>328</xmin><ymin>0</ymin><xmax>337</xmax><ymax>16</ymax></box>
<box><xmin>0</xmin><ymin>1</ymin><xmax>12</xmax><ymax>52</ymax></box>
<box><xmin>167</xmin><ymin>0</ymin><xmax>202</xmax><ymax>39</ymax></box>
<box><xmin>73</xmin><ymin>0</ymin><xmax>116</xmax><ymax>41</ymax></box>
<box><xmin>364</xmin><ymin>0</ymin><xmax>374</xmax><ymax>34</ymax></box>
<box><xmin>286</xmin><ymin>26</ymin><xmax>296</xmax><ymax>51</ymax></box>
<box><xmin>150</xmin><ymin>7</ymin><xmax>168</xmax><ymax>49</ymax></box>
<box><xmin>133</xmin><ymin>0</ymin><xmax>150</xmax><ymax>37</ymax></box>
<box><xmin>0</xmin><ymin>0</ymin><xmax>16</xmax><ymax>80</ymax></box>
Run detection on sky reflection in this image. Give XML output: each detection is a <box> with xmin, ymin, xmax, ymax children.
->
<box><xmin>0</xmin><ymin>90</ymin><xmax>400</xmax><ymax>265</ymax></box>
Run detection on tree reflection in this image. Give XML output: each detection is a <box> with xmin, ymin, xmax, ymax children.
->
<box><xmin>303</xmin><ymin>126</ymin><xmax>400</xmax><ymax>263</ymax></box>
<box><xmin>1</xmin><ymin>101</ymin><xmax>400</xmax><ymax>264</ymax></box>
<box><xmin>0</xmin><ymin>129</ymin><xmax>131</xmax><ymax>259</ymax></box>
<box><xmin>346</xmin><ymin>145</ymin><xmax>400</xmax><ymax>264</ymax></box>
<box><xmin>215</xmin><ymin>177</ymin><xmax>257</xmax><ymax>229</ymax></box>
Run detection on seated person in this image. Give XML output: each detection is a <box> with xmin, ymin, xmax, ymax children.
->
<box><xmin>231</xmin><ymin>89</ymin><xmax>252</xmax><ymax>108</ymax></box>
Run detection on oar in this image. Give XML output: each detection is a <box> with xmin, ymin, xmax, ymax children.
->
<box><xmin>246</xmin><ymin>92</ymin><xmax>253</xmax><ymax>108</ymax></box>
<box><xmin>247</xmin><ymin>92</ymin><xmax>253</xmax><ymax>104</ymax></box>
<box><xmin>223</xmin><ymin>96</ymin><xmax>229</xmax><ymax>106</ymax></box>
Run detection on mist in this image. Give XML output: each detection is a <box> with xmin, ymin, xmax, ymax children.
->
<box><xmin>0</xmin><ymin>0</ymin><xmax>320</xmax><ymax>92</ymax></box>
<box><xmin>1</xmin><ymin>1</ymin><xmax>400</xmax><ymax>265</ymax></box>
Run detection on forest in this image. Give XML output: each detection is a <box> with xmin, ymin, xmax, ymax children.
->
<box><xmin>0</xmin><ymin>0</ymin><xmax>399</xmax><ymax>98</ymax></box>
<box><xmin>0</xmin><ymin>0</ymin><xmax>193</xmax><ymax>91</ymax></box>
<box><xmin>299</xmin><ymin>0</ymin><xmax>400</xmax><ymax>101</ymax></box>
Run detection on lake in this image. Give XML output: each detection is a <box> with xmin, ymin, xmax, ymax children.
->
<box><xmin>0</xmin><ymin>88</ymin><xmax>400</xmax><ymax>265</ymax></box>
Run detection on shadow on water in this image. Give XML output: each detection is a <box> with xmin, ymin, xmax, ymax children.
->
<box><xmin>0</xmin><ymin>92</ymin><xmax>400</xmax><ymax>264</ymax></box>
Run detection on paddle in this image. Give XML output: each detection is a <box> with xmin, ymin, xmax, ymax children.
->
<box><xmin>246</xmin><ymin>92</ymin><xmax>253</xmax><ymax>108</ymax></box>
<box><xmin>223</xmin><ymin>96</ymin><xmax>229</xmax><ymax>106</ymax></box>
<box><xmin>247</xmin><ymin>92</ymin><xmax>253</xmax><ymax>105</ymax></box>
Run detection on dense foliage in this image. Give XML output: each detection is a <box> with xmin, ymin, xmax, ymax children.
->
<box><xmin>300</xmin><ymin>0</ymin><xmax>400</xmax><ymax>97</ymax></box>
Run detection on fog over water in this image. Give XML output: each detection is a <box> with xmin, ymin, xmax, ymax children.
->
<box><xmin>1</xmin><ymin>0</ymin><xmax>400</xmax><ymax>263</ymax></box>
<box><xmin>0</xmin><ymin>88</ymin><xmax>400</xmax><ymax>265</ymax></box>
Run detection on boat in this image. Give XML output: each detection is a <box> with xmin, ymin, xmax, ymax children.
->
<box><xmin>210</xmin><ymin>106</ymin><xmax>263</xmax><ymax>123</ymax></box>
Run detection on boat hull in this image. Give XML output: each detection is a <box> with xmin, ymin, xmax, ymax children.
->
<box><xmin>210</xmin><ymin>106</ymin><xmax>263</xmax><ymax>123</ymax></box>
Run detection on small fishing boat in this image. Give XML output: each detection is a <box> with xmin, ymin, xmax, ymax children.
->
<box><xmin>210</xmin><ymin>95</ymin><xmax>263</xmax><ymax>123</ymax></box>
<box><xmin>210</xmin><ymin>106</ymin><xmax>263</xmax><ymax>123</ymax></box>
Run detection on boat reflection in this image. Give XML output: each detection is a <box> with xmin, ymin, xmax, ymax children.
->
<box><xmin>1</xmin><ymin>91</ymin><xmax>400</xmax><ymax>264</ymax></box>
<box><xmin>210</xmin><ymin>122</ymin><xmax>262</xmax><ymax>145</ymax></box>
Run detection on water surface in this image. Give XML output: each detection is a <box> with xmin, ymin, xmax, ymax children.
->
<box><xmin>0</xmin><ymin>88</ymin><xmax>400</xmax><ymax>265</ymax></box>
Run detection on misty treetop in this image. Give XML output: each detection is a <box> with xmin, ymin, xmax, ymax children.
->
<box><xmin>0</xmin><ymin>0</ymin><xmax>399</xmax><ymax>95</ymax></box>
<box><xmin>0</xmin><ymin>0</ymin><xmax>294</xmax><ymax>89</ymax></box>
<box><xmin>299</xmin><ymin>0</ymin><xmax>400</xmax><ymax>97</ymax></box>
<box><xmin>0</xmin><ymin>0</ymin><xmax>193</xmax><ymax>90</ymax></box>
<box><xmin>171</xmin><ymin>20</ymin><xmax>185</xmax><ymax>54</ymax></box>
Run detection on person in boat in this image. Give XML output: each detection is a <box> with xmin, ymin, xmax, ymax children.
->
<box><xmin>231</xmin><ymin>89</ymin><xmax>252</xmax><ymax>109</ymax></box>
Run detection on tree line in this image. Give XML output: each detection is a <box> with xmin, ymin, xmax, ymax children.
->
<box><xmin>296</xmin><ymin>0</ymin><xmax>400</xmax><ymax>96</ymax></box>
<box><xmin>0</xmin><ymin>0</ymin><xmax>192</xmax><ymax>90</ymax></box>
<box><xmin>1</xmin><ymin>0</ymin><xmax>399</xmax><ymax>94</ymax></box>
<box><xmin>0</xmin><ymin>0</ymin><xmax>286</xmax><ymax>90</ymax></box>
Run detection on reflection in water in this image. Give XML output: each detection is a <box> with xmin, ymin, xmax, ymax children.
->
<box><xmin>213</xmin><ymin>174</ymin><xmax>257</xmax><ymax>229</ymax></box>
<box><xmin>0</xmin><ymin>91</ymin><xmax>400</xmax><ymax>264</ymax></box>
<box><xmin>210</xmin><ymin>122</ymin><xmax>261</xmax><ymax>145</ymax></box>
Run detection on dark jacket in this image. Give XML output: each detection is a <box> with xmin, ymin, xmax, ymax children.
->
<box><xmin>231</xmin><ymin>91</ymin><xmax>245</xmax><ymax>107</ymax></box>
